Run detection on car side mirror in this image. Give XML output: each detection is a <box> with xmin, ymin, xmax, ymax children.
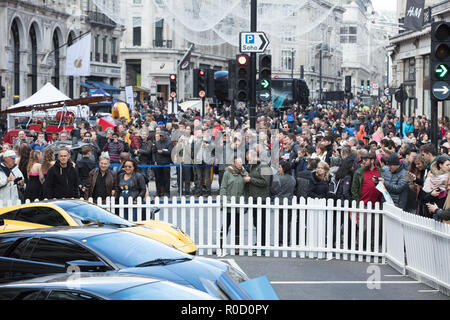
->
<box><xmin>65</xmin><ymin>260</ymin><xmax>110</xmax><ymax>272</ymax></box>
<box><xmin>0</xmin><ymin>218</ymin><xmax>4</xmax><ymax>226</ymax></box>
<box><xmin>150</xmin><ymin>207</ymin><xmax>160</xmax><ymax>219</ymax></box>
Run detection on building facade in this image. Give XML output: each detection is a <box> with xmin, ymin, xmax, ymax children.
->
<box><xmin>0</xmin><ymin>0</ymin><xmax>123</xmax><ymax>112</ymax></box>
<box><xmin>119</xmin><ymin>0</ymin><xmax>236</xmax><ymax>104</ymax></box>
<box><xmin>340</xmin><ymin>0</ymin><xmax>394</xmax><ymax>100</ymax></box>
<box><xmin>388</xmin><ymin>0</ymin><xmax>450</xmax><ymax>117</ymax></box>
<box><xmin>265</xmin><ymin>0</ymin><xmax>345</xmax><ymax>100</ymax></box>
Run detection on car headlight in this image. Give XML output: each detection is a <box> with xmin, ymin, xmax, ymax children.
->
<box><xmin>226</xmin><ymin>265</ymin><xmax>249</xmax><ymax>283</ymax></box>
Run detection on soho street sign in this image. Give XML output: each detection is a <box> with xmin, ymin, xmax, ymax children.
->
<box><xmin>239</xmin><ymin>32</ymin><xmax>269</xmax><ymax>53</ymax></box>
<box><xmin>432</xmin><ymin>81</ymin><xmax>450</xmax><ymax>100</ymax></box>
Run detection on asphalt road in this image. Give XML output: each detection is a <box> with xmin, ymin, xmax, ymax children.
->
<box><xmin>211</xmin><ymin>256</ymin><xmax>449</xmax><ymax>300</ymax></box>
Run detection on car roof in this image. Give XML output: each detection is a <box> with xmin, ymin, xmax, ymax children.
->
<box><xmin>0</xmin><ymin>273</ymin><xmax>161</xmax><ymax>297</ymax></box>
<box><xmin>0</xmin><ymin>226</ymin><xmax>121</xmax><ymax>241</ymax></box>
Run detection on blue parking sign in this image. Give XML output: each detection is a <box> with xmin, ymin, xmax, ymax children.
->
<box><xmin>245</xmin><ymin>34</ymin><xmax>254</xmax><ymax>44</ymax></box>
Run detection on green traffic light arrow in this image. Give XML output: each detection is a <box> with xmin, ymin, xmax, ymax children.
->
<box><xmin>260</xmin><ymin>79</ymin><xmax>270</xmax><ymax>89</ymax></box>
<box><xmin>436</xmin><ymin>64</ymin><xmax>448</xmax><ymax>78</ymax></box>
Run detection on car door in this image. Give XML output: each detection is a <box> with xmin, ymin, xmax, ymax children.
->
<box><xmin>15</xmin><ymin>207</ymin><xmax>69</xmax><ymax>227</ymax></box>
<box><xmin>8</xmin><ymin>237</ymin><xmax>49</xmax><ymax>282</ymax></box>
<box><xmin>0</xmin><ymin>236</ymin><xmax>23</xmax><ymax>283</ymax></box>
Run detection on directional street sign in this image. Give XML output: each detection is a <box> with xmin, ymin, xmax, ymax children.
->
<box><xmin>435</xmin><ymin>64</ymin><xmax>449</xmax><ymax>79</ymax></box>
<box><xmin>432</xmin><ymin>81</ymin><xmax>450</xmax><ymax>100</ymax></box>
<box><xmin>240</xmin><ymin>32</ymin><xmax>269</xmax><ymax>53</ymax></box>
<box><xmin>258</xmin><ymin>89</ymin><xmax>271</xmax><ymax>102</ymax></box>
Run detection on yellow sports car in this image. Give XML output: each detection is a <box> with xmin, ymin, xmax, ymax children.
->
<box><xmin>0</xmin><ymin>200</ymin><xmax>197</xmax><ymax>255</ymax></box>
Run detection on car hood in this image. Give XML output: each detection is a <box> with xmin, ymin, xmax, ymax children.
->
<box><xmin>122</xmin><ymin>226</ymin><xmax>195</xmax><ymax>254</ymax></box>
<box><xmin>118</xmin><ymin>258</ymin><xmax>224</xmax><ymax>295</ymax></box>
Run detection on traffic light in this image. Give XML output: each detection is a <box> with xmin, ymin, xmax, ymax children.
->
<box><xmin>367</xmin><ymin>80</ymin><xmax>370</xmax><ymax>90</ymax></box>
<box><xmin>431</xmin><ymin>22</ymin><xmax>450</xmax><ymax>100</ymax></box>
<box><xmin>193</xmin><ymin>68</ymin><xmax>207</xmax><ymax>98</ymax></box>
<box><xmin>258</xmin><ymin>54</ymin><xmax>271</xmax><ymax>91</ymax></box>
<box><xmin>360</xmin><ymin>80</ymin><xmax>364</xmax><ymax>90</ymax></box>
<box><xmin>235</xmin><ymin>54</ymin><xmax>250</xmax><ymax>102</ymax></box>
<box><xmin>345</xmin><ymin>76</ymin><xmax>351</xmax><ymax>93</ymax></box>
<box><xmin>169</xmin><ymin>74</ymin><xmax>177</xmax><ymax>98</ymax></box>
<box><xmin>0</xmin><ymin>86</ymin><xmax>4</xmax><ymax>99</ymax></box>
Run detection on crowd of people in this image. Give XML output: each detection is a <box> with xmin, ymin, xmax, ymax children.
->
<box><xmin>1</xmin><ymin>98</ymin><xmax>450</xmax><ymax>226</ymax></box>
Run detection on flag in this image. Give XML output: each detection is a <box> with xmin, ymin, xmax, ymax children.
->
<box><xmin>66</xmin><ymin>33</ymin><xmax>91</xmax><ymax>76</ymax></box>
<box><xmin>178</xmin><ymin>44</ymin><xmax>194</xmax><ymax>70</ymax></box>
<box><xmin>404</xmin><ymin>0</ymin><xmax>425</xmax><ymax>32</ymax></box>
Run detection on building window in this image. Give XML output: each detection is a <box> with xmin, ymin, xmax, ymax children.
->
<box><xmin>404</xmin><ymin>58</ymin><xmax>415</xmax><ymax>82</ymax></box>
<box><xmin>133</xmin><ymin>0</ymin><xmax>141</xmax><ymax>3</ymax></box>
<box><xmin>111</xmin><ymin>38</ymin><xmax>117</xmax><ymax>63</ymax></box>
<box><xmin>29</xmin><ymin>25</ymin><xmax>38</xmax><ymax>95</ymax></box>
<box><xmin>281</xmin><ymin>50</ymin><xmax>293</xmax><ymax>71</ymax></box>
<box><xmin>52</xmin><ymin>31</ymin><xmax>60</xmax><ymax>89</ymax></box>
<box><xmin>340</xmin><ymin>25</ymin><xmax>357</xmax><ymax>44</ymax></box>
<box><xmin>94</xmin><ymin>35</ymin><xmax>100</xmax><ymax>61</ymax></box>
<box><xmin>133</xmin><ymin>17</ymin><xmax>142</xmax><ymax>46</ymax></box>
<box><xmin>103</xmin><ymin>36</ymin><xmax>108</xmax><ymax>62</ymax></box>
<box><xmin>155</xmin><ymin>19</ymin><xmax>164</xmax><ymax>47</ymax></box>
<box><xmin>11</xmin><ymin>19</ymin><xmax>20</xmax><ymax>97</ymax></box>
<box><xmin>282</xmin><ymin>25</ymin><xmax>295</xmax><ymax>43</ymax></box>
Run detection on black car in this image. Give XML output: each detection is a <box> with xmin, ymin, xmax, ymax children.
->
<box><xmin>0</xmin><ymin>273</ymin><xmax>217</xmax><ymax>300</ymax></box>
<box><xmin>0</xmin><ymin>227</ymin><xmax>251</xmax><ymax>300</ymax></box>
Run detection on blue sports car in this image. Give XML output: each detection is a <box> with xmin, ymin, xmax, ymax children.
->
<box><xmin>0</xmin><ymin>227</ymin><xmax>268</xmax><ymax>299</ymax></box>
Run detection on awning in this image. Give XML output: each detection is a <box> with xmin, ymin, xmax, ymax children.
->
<box><xmin>80</xmin><ymin>81</ymin><xmax>96</xmax><ymax>89</ymax></box>
<box><xmin>86</xmin><ymin>81</ymin><xmax>121</xmax><ymax>94</ymax></box>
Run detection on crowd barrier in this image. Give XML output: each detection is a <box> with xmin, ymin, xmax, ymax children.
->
<box><xmin>4</xmin><ymin>196</ymin><xmax>450</xmax><ymax>296</ymax></box>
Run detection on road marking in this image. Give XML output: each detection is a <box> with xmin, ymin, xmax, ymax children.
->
<box><xmin>384</xmin><ymin>274</ymin><xmax>407</xmax><ymax>277</ymax></box>
<box><xmin>218</xmin><ymin>258</ymin><xmax>248</xmax><ymax>277</ymax></box>
<box><xmin>270</xmin><ymin>281</ymin><xmax>420</xmax><ymax>285</ymax></box>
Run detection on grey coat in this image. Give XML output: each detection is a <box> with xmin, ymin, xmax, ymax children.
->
<box><xmin>381</xmin><ymin>166</ymin><xmax>409</xmax><ymax>209</ymax></box>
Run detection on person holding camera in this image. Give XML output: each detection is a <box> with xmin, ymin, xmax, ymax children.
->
<box><xmin>0</xmin><ymin>150</ymin><xmax>25</xmax><ymax>203</ymax></box>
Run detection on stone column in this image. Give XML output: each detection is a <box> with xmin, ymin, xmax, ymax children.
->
<box><xmin>415</xmin><ymin>55</ymin><xmax>424</xmax><ymax>116</ymax></box>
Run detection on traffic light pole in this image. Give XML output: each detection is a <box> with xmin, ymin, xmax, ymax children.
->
<box><xmin>249</xmin><ymin>0</ymin><xmax>257</xmax><ymax>130</ymax></box>
<box><xmin>431</xmin><ymin>99</ymin><xmax>439</xmax><ymax>150</ymax></box>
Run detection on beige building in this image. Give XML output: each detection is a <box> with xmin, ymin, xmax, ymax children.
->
<box><xmin>388</xmin><ymin>0</ymin><xmax>450</xmax><ymax>117</ymax></box>
<box><xmin>0</xmin><ymin>0</ymin><xmax>123</xmax><ymax>111</ymax></box>
<box><xmin>119</xmin><ymin>0</ymin><xmax>236</xmax><ymax>104</ymax></box>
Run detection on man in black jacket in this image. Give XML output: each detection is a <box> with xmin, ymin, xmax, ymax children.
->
<box><xmin>134</xmin><ymin>129</ymin><xmax>153</xmax><ymax>183</ymax></box>
<box><xmin>153</xmin><ymin>132</ymin><xmax>173</xmax><ymax>197</ymax></box>
<box><xmin>44</xmin><ymin>148</ymin><xmax>80</xmax><ymax>199</ymax></box>
<box><xmin>76</xmin><ymin>146</ymin><xmax>97</xmax><ymax>187</ymax></box>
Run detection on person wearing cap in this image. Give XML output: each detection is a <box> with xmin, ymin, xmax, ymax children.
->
<box><xmin>378</xmin><ymin>153</ymin><xmax>409</xmax><ymax>209</ymax></box>
<box><xmin>0</xmin><ymin>150</ymin><xmax>25</xmax><ymax>203</ymax></box>
<box><xmin>351</xmin><ymin>152</ymin><xmax>382</xmax><ymax>204</ymax></box>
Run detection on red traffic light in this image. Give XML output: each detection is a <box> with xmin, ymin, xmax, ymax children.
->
<box><xmin>237</xmin><ymin>55</ymin><xmax>249</xmax><ymax>66</ymax></box>
<box><xmin>170</xmin><ymin>74</ymin><xmax>177</xmax><ymax>81</ymax></box>
<box><xmin>199</xmin><ymin>69</ymin><xmax>205</xmax><ymax>76</ymax></box>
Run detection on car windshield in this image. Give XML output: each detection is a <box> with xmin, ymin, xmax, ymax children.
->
<box><xmin>108</xmin><ymin>281</ymin><xmax>216</xmax><ymax>300</ymax></box>
<box><xmin>57</xmin><ymin>203</ymin><xmax>134</xmax><ymax>228</ymax></box>
<box><xmin>85</xmin><ymin>231</ymin><xmax>191</xmax><ymax>268</ymax></box>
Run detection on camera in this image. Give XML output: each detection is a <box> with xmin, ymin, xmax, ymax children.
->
<box><xmin>372</xmin><ymin>176</ymin><xmax>379</xmax><ymax>184</ymax></box>
<box><xmin>14</xmin><ymin>177</ymin><xmax>23</xmax><ymax>184</ymax></box>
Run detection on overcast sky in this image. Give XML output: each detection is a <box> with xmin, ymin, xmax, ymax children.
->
<box><xmin>372</xmin><ymin>0</ymin><xmax>397</xmax><ymax>12</ymax></box>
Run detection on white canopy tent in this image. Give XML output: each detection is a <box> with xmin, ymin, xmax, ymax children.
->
<box><xmin>6</xmin><ymin>83</ymin><xmax>90</xmax><ymax>129</ymax></box>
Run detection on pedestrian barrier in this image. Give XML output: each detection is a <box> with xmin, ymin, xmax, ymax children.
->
<box><xmin>5</xmin><ymin>196</ymin><xmax>450</xmax><ymax>295</ymax></box>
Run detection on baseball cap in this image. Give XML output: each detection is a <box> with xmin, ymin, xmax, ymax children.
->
<box><xmin>3</xmin><ymin>150</ymin><xmax>17</xmax><ymax>159</ymax></box>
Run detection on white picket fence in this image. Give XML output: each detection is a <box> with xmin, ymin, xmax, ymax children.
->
<box><xmin>5</xmin><ymin>196</ymin><xmax>450</xmax><ymax>295</ymax></box>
